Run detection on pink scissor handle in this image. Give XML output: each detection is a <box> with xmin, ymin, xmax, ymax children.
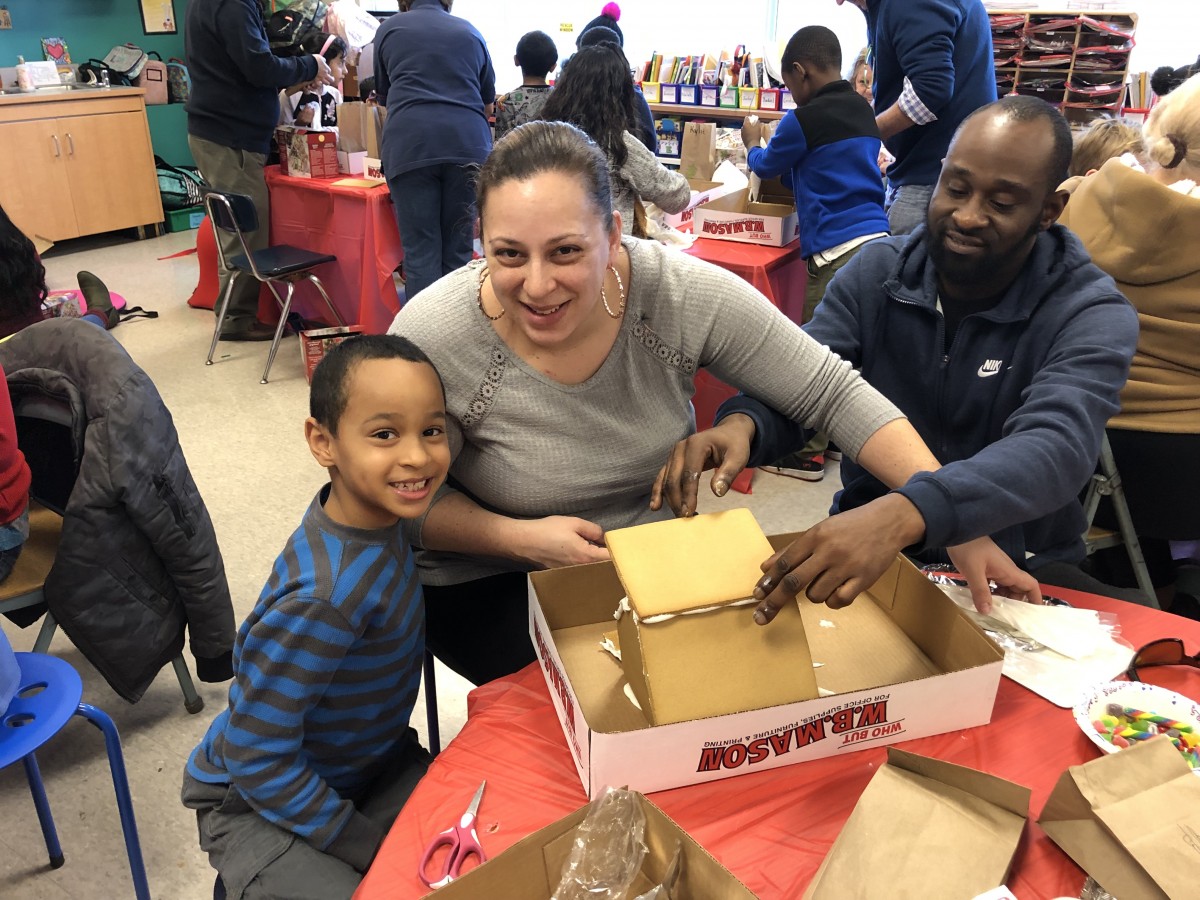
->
<box><xmin>418</xmin><ymin>818</ymin><xmax>485</xmax><ymax>888</ymax></box>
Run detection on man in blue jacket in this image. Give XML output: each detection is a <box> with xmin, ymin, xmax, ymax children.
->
<box><xmin>186</xmin><ymin>0</ymin><xmax>333</xmax><ymax>341</ymax></box>
<box><xmin>837</xmin><ymin>0</ymin><xmax>997</xmax><ymax>234</ymax></box>
<box><xmin>659</xmin><ymin>96</ymin><xmax>1139</xmax><ymax>618</ymax></box>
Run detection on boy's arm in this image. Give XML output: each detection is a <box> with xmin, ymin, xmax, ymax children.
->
<box><xmin>745</xmin><ymin>111</ymin><xmax>808</xmax><ymax>180</ymax></box>
<box><xmin>223</xmin><ymin>597</ymin><xmax>383</xmax><ymax>872</ymax></box>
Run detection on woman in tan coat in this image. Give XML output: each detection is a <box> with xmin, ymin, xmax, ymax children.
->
<box><xmin>1058</xmin><ymin>73</ymin><xmax>1200</xmax><ymax>613</ymax></box>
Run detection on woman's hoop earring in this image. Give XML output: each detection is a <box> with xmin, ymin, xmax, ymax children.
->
<box><xmin>601</xmin><ymin>265</ymin><xmax>626</xmax><ymax>319</ymax></box>
<box><xmin>477</xmin><ymin>265</ymin><xmax>504</xmax><ymax>321</ymax></box>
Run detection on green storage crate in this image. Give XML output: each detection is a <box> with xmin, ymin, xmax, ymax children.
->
<box><xmin>165</xmin><ymin>205</ymin><xmax>206</xmax><ymax>233</ymax></box>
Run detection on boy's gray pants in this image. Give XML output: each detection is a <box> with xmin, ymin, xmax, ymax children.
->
<box><xmin>182</xmin><ymin>731</ymin><xmax>430</xmax><ymax>900</ymax></box>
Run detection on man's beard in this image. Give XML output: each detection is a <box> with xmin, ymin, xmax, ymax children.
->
<box><xmin>926</xmin><ymin>220</ymin><xmax>1041</xmax><ymax>288</ymax></box>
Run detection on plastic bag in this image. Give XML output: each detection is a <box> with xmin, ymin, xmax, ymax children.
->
<box><xmin>551</xmin><ymin>787</ymin><xmax>647</xmax><ymax>900</ymax></box>
<box><xmin>632</xmin><ymin>841</ymin><xmax>683</xmax><ymax>900</ymax></box>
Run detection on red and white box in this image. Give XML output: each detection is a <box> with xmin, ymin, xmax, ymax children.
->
<box><xmin>276</xmin><ymin>126</ymin><xmax>340</xmax><ymax>179</ymax></box>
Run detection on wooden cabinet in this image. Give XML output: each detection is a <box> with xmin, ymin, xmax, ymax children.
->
<box><xmin>0</xmin><ymin>88</ymin><xmax>164</xmax><ymax>242</ymax></box>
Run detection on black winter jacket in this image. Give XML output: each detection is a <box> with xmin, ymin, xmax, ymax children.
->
<box><xmin>0</xmin><ymin>320</ymin><xmax>234</xmax><ymax>701</ymax></box>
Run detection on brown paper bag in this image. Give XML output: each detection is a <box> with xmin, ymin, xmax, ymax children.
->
<box><xmin>336</xmin><ymin>101</ymin><xmax>386</xmax><ymax>157</ymax></box>
<box><xmin>679</xmin><ymin>121</ymin><xmax>717</xmax><ymax>181</ymax></box>
<box><xmin>1040</xmin><ymin>737</ymin><xmax>1200</xmax><ymax>900</ymax></box>
<box><xmin>804</xmin><ymin>748</ymin><xmax>1030</xmax><ymax>900</ymax></box>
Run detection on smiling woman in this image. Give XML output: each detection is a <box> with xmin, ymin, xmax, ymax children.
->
<box><xmin>387</xmin><ymin>121</ymin><xmax>948</xmax><ymax>686</ymax></box>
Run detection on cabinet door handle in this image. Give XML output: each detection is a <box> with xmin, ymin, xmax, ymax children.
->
<box><xmin>52</xmin><ymin>134</ymin><xmax>61</xmax><ymax>157</ymax></box>
<box><xmin>66</xmin><ymin>133</ymin><xmax>75</xmax><ymax>156</ymax></box>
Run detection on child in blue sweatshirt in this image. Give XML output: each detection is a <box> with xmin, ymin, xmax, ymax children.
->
<box><xmin>183</xmin><ymin>335</ymin><xmax>451</xmax><ymax>900</ymax></box>
<box><xmin>741</xmin><ymin>26</ymin><xmax>890</xmax><ymax>481</ymax></box>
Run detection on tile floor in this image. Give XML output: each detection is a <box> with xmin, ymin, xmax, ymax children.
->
<box><xmin>0</xmin><ymin>229</ymin><xmax>844</xmax><ymax>899</ymax></box>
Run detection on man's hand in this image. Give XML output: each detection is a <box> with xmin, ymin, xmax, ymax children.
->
<box><xmin>946</xmin><ymin>538</ymin><xmax>1042</xmax><ymax>615</ymax></box>
<box><xmin>512</xmin><ymin>516</ymin><xmax>611</xmax><ymax>569</ymax></box>
<box><xmin>313</xmin><ymin>54</ymin><xmax>335</xmax><ymax>85</ymax></box>
<box><xmin>750</xmin><ymin>493</ymin><xmax>926</xmax><ymax>624</ymax></box>
<box><xmin>650</xmin><ymin>414</ymin><xmax>756</xmax><ymax>517</ymax></box>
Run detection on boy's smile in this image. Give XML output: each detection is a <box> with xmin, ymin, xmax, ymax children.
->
<box><xmin>309</xmin><ymin>357</ymin><xmax>450</xmax><ymax>530</ymax></box>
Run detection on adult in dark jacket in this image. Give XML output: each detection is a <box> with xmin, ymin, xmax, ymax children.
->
<box><xmin>373</xmin><ymin>0</ymin><xmax>495</xmax><ymax>302</ymax></box>
<box><xmin>836</xmin><ymin>0</ymin><xmax>996</xmax><ymax>234</ymax></box>
<box><xmin>186</xmin><ymin>0</ymin><xmax>333</xmax><ymax>341</ymax></box>
<box><xmin>658</xmin><ymin>97</ymin><xmax>1139</xmax><ymax>617</ymax></box>
<box><xmin>0</xmin><ymin>319</ymin><xmax>236</xmax><ymax>703</ymax></box>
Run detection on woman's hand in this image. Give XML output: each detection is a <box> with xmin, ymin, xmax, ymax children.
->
<box><xmin>650</xmin><ymin>414</ymin><xmax>756</xmax><ymax>517</ymax></box>
<box><xmin>513</xmin><ymin>516</ymin><xmax>611</xmax><ymax>570</ymax></box>
<box><xmin>946</xmin><ymin>538</ymin><xmax>1042</xmax><ymax>615</ymax></box>
<box><xmin>750</xmin><ymin>494</ymin><xmax>926</xmax><ymax>624</ymax></box>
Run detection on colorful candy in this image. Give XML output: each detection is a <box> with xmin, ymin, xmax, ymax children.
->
<box><xmin>1090</xmin><ymin>705</ymin><xmax>1200</xmax><ymax>768</ymax></box>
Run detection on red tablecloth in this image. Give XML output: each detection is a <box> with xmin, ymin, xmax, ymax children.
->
<box><xmin>684</xmin><ymin>238</ymin><xmax>806</xmax><ymax>429</ymax></box>
<box><xmin>355</xmin><ymin>590</ymin><xmax>1200</xmax><ymax>899</ymax></box>
<box><xmin>263</xmin><ymin>169</ymin><xmax>404</xmax><ymax>332</ymax></box>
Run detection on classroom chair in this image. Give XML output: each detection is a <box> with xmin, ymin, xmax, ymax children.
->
<box><xmin>202</xmin><ymin>190</ymin><xmax>344</xmax><ymax>384</ymax></box>
<box><xmin>0</xmin><ymin>651</ymin><xmax>151</xmax><ymax>900</ymax></box>
<box><xmin>1082</xmin><ymin>433</ymin><xmax>1158</xmax><ymax>607</ymax></box>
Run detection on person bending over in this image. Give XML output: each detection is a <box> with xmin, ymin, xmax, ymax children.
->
<box><xmin>660</xmin><ymin>96</ymin><xmax>1139</xmax><ymax>619</ymax></box>
<box><xmin>390</xmin><ymin>120</ymin><xmax>1033</xmax><ymax>685</ymax></box>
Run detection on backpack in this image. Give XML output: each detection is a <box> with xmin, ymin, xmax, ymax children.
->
<box><xmin>78</xmin><ymin>58</ymin><xmax>134</xmax><ymax>87</ymax></box>
<box><xmin>166</xmin><ymin>57</ymin><xmax>190</xmax><ymax>103</ymax></box>
<box><xmin>266</xmin><ymin>1</ymin><xmax>328</xmax><ymax>56</ymax></box>
<box><xmin>154</xmin><ymin>156</ymin><xmax>207</xmax><ymax>210</ymax></box>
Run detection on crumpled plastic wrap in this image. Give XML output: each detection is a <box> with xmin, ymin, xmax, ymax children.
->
<box><xmin>551</xmin><ymin>787</ymin><xmax>647</xmax><ymax>900</ymax></box>
<box><xmin>922</xmin><ymin>567</ymin><xmax>1133</xmax><ymax>708</ymax></box>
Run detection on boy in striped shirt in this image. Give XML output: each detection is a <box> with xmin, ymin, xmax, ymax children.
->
<box><xmin>183</xmin><ymin>335</ymin><xmax>450</xmax><ymax>900</ymax></box>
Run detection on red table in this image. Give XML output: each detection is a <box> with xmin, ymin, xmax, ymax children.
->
<box><xmin>263</xmin><ymin>169</ymin><xmax>404</xmax><ymax>332</ymax></box>
<box><xmin>355</xmin><ymin>591</ymin><xmax>1200</xmax><ymax>899</ymax></box>
<box><xmin>684</xmin><ymin>237</ymin><xmax>807</xmax><ymax>429</ymax></box>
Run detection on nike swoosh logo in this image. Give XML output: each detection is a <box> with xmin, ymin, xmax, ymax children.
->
<box><xmin>977</xmin><ymin>366</ymin><xmax>1000</xmax><ymax>377</ymax></box>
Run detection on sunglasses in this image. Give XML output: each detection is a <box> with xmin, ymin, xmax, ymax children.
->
<box><xmin>1126</xmin><ymin>638</ymin><xmax>1200</xmax><ymax>682</ymax></box>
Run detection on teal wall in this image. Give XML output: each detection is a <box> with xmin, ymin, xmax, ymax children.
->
<box><xmin>0</xmin><ymin>0</ymin><xmax>193</xmax><ymax>165</ymax></box>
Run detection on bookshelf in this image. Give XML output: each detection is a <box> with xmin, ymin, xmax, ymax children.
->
<box><xmin>647</xmin><ymin>102</ymin><xmax>787</xmax><ymax>122</ymax></box>
<box><xmin>988</xmin><ymin>9</ymin><xmax>1138</xmax><ymax>126</ymax></box>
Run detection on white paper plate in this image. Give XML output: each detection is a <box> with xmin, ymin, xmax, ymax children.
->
<box><xmin>1073</xmin><ymin>680</ymin><xmax>1200</xmax><ymax>772</ymax></box>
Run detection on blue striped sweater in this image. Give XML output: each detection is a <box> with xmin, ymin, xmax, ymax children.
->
<box><xmin>186</xmin><ymin>486</ymin><xmax>424</xmax><ymax>870</ymax></box>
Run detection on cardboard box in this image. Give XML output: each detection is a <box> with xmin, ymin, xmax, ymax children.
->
<box><xmin>678</xmin><ymin>83</ymin><xmax>699</xmax><ymax>105</ymax></box>
<box><xmin>699</xmin><ymin>84</ymin><xmax>720</xmax><ymax>107</ymax></box>
<box><xmin>433</xmin><ymin>792</ymin><xmax>756</xmax><ymax>899</ymax></box>
<box><xmin>718</xmin><ymin>84</ymin><xmax>740</xmax><ymax>108</ymax></box>
<box><xmin>640</xmin><ymin>81</ymin><xmax>662</xmax><ymax>104</ymax></box>
<box><xmin>804</xmin><ymin>748</ymin><xmax>1030</xmax><ymax>899</ymax></box>
<box><xmin>660</xmin><ymin>83</ymin><xmax>681</xmax><ymax>104</ymax></box>
<box><xmin>759</xmin><ymin>88</ymin><xmax>781</xmax><ymax>111</ymax></box>
<box><xmin>608</xmin><ymin>511</ymin><xmax>818</xmax><ymax>727</ymax></box>
<box><xmin>1040</xmin><ymin>736</ymin><xmax>1200</xmax><ymax>900</ymax></box>
<box><xmin>300</xmin><ymin>325</ymin><xmax>363</xmax><ymax>382</ymax></box>
<box><xmin>276</xmin><ymin>126</ymin><xmax>339</xmax><ymax>178</ymax></box>
<box><xmin>661</xmin><ymin>175</ymin><xmax>743</xmax><ymax>229</ymax></box>
<box><xmin>781</xmin><ymin>89</ymin><xmax>796</xmax><ymax>110</ymax></box>
<box><xmin>336</xmin><ymin>149</ymin><xmax>367</xmax><ymax>175</ymax></box>
<box><xmin>530</xmin><ymin>539</ymin><xmax>1004</xmax><ymax>798</ymax></box>
<box><xmin>692</xmin><ymin>179</ymin><xmax>799</xmax><ymax>247</ymax></box>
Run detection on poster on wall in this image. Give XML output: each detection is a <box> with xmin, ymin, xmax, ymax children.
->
<box><xmin>140</xmin><ymin>0</ymin><xmax>178</xmax><ymax>35</ymax></box>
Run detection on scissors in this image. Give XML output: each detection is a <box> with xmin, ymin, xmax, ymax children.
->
<box><xmin>418</xmin><ymin>780</ymin><xmax>487</xmax><ymax>888</ymax></box>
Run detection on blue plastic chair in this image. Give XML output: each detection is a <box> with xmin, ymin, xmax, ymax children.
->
<box><xmin>0</xmin><ymin>652</ymin><xmax>150</xmax><ymax>900</ymax></box>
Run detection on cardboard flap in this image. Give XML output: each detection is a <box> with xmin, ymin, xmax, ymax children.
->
<box><xmin>1040</xmin><ymin>738</ymin><xmax>1196</xmax><ymax>900</ymax></box>
<box><xmin>805</xmin><ymin>750</ymin><xmax>1029</xmax><ymax>899</ymax></box>
<box><xmin>605</xmin><ymin>510</ymin><xmax>772</xmax><ymax>617</ymax></box>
